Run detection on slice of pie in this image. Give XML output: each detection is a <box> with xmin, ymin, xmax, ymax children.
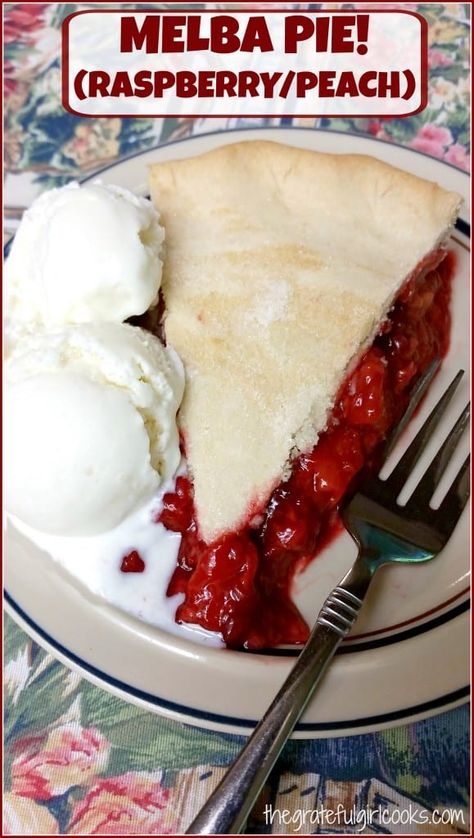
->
<box><xmin>148</xmin><ymin>140</ymin><xmax>461</xmax><ymax>648</ymax></box>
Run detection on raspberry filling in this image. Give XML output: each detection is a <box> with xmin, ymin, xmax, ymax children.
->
<box><xmin>120</xmin><ymin>550</ymin><xmax>145</xmax><ymax>573</ymax></box>
<box><xmin>160</xmin><ymin>252</ymin><xmax>455</xmax><ymax>649</ymax></box>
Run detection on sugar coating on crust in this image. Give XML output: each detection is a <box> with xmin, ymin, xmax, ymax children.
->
<box><xmin>149</xmin><ymin>140</ymin><xmax>461</xmax><ymax>542</ymax></box>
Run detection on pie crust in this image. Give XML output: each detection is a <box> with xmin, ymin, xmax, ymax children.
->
<box><xmin>149</xmin><ymin>141</ymin><xmax>461</xmax><ymax>544</ymax></box>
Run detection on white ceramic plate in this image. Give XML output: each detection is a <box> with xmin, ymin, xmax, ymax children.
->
<box><xmin>5</xmin><ymin>128</ymin><xmax>471</xmax><ymax>738</ymax></box>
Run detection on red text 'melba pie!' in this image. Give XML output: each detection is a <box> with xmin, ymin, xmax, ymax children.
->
<box><xmin>149</xmin><ymin>141</ymin><xmax>461</xmax><ymax>649</ymax></box>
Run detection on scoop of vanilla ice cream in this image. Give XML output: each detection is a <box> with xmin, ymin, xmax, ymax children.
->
<box><xmin>5</xmin><ymin>323</ymin><xmax>184</xmax><ymax>536</ymax></box>
<box><xmin>4</xmin><ymin>182</ymin><xmax>164</xmax><ymax>328</ymax></box>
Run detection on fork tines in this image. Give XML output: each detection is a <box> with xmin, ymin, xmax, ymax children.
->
<box><xmin>386</xmin><ymin>369</ymin><xmax>465</xmax><ymax>496</ymax></box>
<box><xmin>409</xmin><ymin>404</ymin><xmax>470</xmax><ymax>506</ymax></box>
<box><xmin>439</xmin><ymin>454</ymin><xmax>470</xmax><ymax>529</ymax></box>
<box><xmin>384</xmin><ymin>368</ymin><xmax>470</xmax><ymax>533</ymax></box>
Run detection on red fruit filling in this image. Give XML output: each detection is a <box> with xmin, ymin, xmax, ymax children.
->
<box><xmin>160</xmin><ymin>252</ymin><xmax>455</xmax><ymax>649</ymax></box>
<box><xmin>120</xmin><ymin>550</ymin><xmax>145</xmax><ymax>573</ymax></box>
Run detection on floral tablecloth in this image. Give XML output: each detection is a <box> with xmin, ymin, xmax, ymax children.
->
<box><xmin>3</xmin><ymin>3</ymin><xmax>471</xmax><ymax>835</ymax></box>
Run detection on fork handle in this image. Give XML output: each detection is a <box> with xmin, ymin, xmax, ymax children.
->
<box><xmin>186</xmin><ymin>557</ymin><xmax>373</xmax><ymax>835</ymax></box>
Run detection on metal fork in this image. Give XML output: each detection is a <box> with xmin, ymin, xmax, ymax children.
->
<box><xmin>186</xmin><ymin>364</ymin><xmax>470</xmax><ymax>835</ymax></box>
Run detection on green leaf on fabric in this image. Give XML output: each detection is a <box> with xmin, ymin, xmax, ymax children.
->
<box><xmin>456</xmin><ymin>128</ymin><xmax>470</xmax><ymax>148</ymax></box>
<box><xmin>4</xmin><ymin>614</ymin><xmax>31</xmax><ymax>663</ymax></box>
<box><xmin>5</xmin><ymin>658</ymin><xmax>79</xmax><ymax>746</ymax></box>
<box><xmin>379</xmin><ymin>727</ymin><xmax>422</xmax><ymax>798</ymax></box>
<box><xmin>322</xmin><ymin>118</ymin><xmax>357</xmax><ymax>134</ymax></box>
<box><xmin>80</xmin><ymin>680</ymin><xmax>240</xmax><ymax>772</ymax></box>
<box><xmin>50</xmin><ymin>5</ymin><xmax>79</xmax><ymax>29</ymax></box>
<box><xmin>432</xmin><ymin>64</ymin><xmax>468</xmax><ymax>83</ymax></box>
<box><xmin>446</xmin><ymin>108</ymin><xmax>470</xmax><ymax>132</ymax></box>
<box><xmin>160</xmin><ymin>118</ymin><xmax>187</xmax><ymax>142</ymax></box>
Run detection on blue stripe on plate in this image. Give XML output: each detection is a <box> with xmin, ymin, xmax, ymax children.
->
<box><xmin>4</xmin><ymin>591</ymin><xmax>469</xmax><ymax>733</ymax></box>
<box><xmin>4</xmin><ymin>130</ymin><xmax>470</xmax><ymax>733</ymax></box>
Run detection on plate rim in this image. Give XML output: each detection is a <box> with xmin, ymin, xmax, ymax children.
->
<box><xmin>5</xmin><ymin>126</ymin><xmax>471</xmax><ymax>737</ymax></box>
<box><xmin>82</xmin><ymin>123</ymin><xmax>471</xmax><ymax>189</ymax></box>
<box><xmin>4</xmin><ymin>593</ymin><xmax>470</xmax><ymax>737</ymax></box>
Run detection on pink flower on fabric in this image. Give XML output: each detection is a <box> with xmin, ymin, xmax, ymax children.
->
<box><xmin>367</xmin><ymin>120</ymin><xmax>382</xmax><ymax>136</ymax></box>
<box><xmin>366</xmin><ymin>121</ymin><xmax>390</xmax><ymax>140</ymax></box>
<box><xmin>444</xmin><ymin>142</ymin><xmax>470</xmax><ymax>171</ymax></box>
<box><xmin>10</xmin><ymin>723</ymin><xmax>110</xmax><ymax>801</ymax></box>
<box><xmin>4</xmin><ymin>4</ymin><xmax>49</xmax><ymax>44</ymax></box>
<box><xmin>428</xmin><ymin>49</ymin><xmax>455</xmax><ymax>68</ymax></box>
<box><xmin>67</xmin><ymin>772</ymin><xmax>176</xmax><ymax>835</ymax></box>
<box><xmin>410</xmin><ymin>124</ymin><xmax>453</xmax><ymax>159</ymax></box>
<box><xmin>3</xmin><ymin>61</ymin><xmax>18</xmax><ymax>97</ymax></box>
